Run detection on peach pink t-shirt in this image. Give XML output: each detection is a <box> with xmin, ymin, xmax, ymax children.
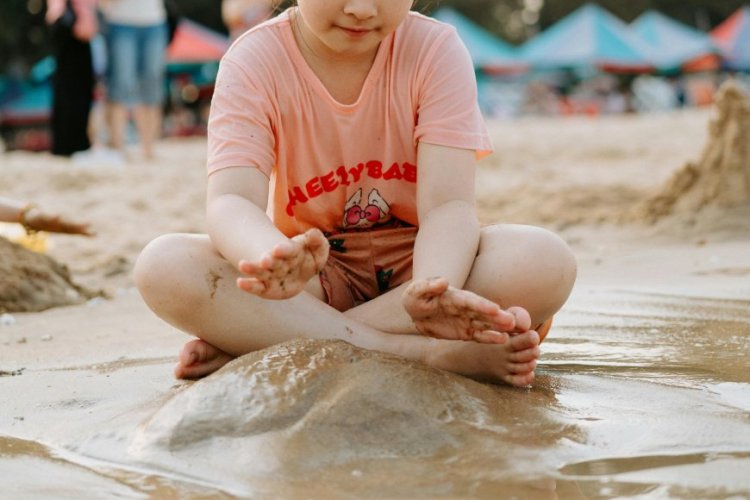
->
<box><xmin>207</xmin><ymin>10</ymin><xmax>492</xmax><ymax>237</ymax></box>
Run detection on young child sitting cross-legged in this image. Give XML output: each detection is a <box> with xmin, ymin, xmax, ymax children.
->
<box><xmin>134</xmin><ymin>0</ymin><xmax>577</xmax><ymax>387</ymax></box>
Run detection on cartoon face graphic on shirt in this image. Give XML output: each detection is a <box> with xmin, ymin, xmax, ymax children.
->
<box><xmin>342</xmin><ymin>188</ymin><xmax>391</xmax><ymax>229</ymax></box>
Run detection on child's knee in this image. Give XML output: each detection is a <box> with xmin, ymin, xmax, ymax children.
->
<box><xmin>134</xmin><ymin>234</ymin><xmax>186</xmax><ymax>299</ymax></box>
<box><xmin>541</xmin><ymin>228</ymin><xmax>577</xmax><ymax>292</ymax></box>
<box><xmin>475</xmin><ymin>224</ymin><xmax>577</xmax><ymax>316</ymax></box>
<box><xmin>522</xmin><ymin>227</ymin><xmax>577</xmax><ymax>302</ymax></box>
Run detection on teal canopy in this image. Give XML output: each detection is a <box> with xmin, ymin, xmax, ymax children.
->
<box><xmin>432</xmin><ymin>7</ymin><xmax>523</xmax><ymax>71</ymax></box>
<box><xmin>632</xmin><ymin>10</ymin><xmax>717</xmax><ymax>72</ymax></box>
<box><xmin>0</xmin><ymin>81</ymin><xmax>51</xmax><ymax>125</ymax></box>
<box><xmin>520</xmin><ymin>3</ymin><xmax>654</xmax><ymax>72</ymax></box>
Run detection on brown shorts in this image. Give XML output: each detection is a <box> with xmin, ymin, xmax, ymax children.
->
<box><xmin>318</xmin><ymin>225</ymin><xmax>553</xmax><ymax>343</ymax></box>
<box><xmin>319</xmin><ymin>226</ymin><xmax>417</xmax><ymax>312</ymax></box>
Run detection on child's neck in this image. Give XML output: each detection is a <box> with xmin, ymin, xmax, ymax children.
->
<box><xmin>291</xmin><ymin>11</ymin><xmax>380</xmax><ymax>105</ymax></box>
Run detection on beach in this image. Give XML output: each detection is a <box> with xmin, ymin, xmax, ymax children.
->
<box><xmin>1</xmin><ymin>102</ymin><xmax>749</xmax><ymax>497</ymax></box>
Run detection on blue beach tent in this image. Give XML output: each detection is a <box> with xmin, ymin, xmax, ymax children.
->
<box><xmin>432</xmin><ymin>7</ymin><xmax>524</xmax><ymax>72</ymax></box>
<box><xmin>0</xmin><ymin>81</ymin><xmax>51</xmax><ymax>125</ymax></box>
<box><xmin>520</xmin><ymin>3</ymin><xmax>655</xmax><ymax>72</ymax></box>
<box><xmin>0</xmin><ymin>58</ymin><xmax>55</xmax><ymax>127</ymax></box>
<box><xmin>632</xmin><ymin>10</ymin><xmax>719</xmax><ymax>72</ymax></box>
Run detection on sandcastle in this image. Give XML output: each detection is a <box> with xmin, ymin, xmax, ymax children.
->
<box><xmin>633</xmin><ymin>80</ymin><xmax>750</xmax><ymax>223</ymax></box>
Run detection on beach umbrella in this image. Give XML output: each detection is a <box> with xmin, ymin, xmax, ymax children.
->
<box><xmin>520</xmin><ymin>3</ymin><xmax>654</xmax><ymax>72</ymax></box>
<box><xmin>711</xmin><ymin>6</ymin><xmax>750</xmax><ymax>71</ymax></box>
<box><xmin>166</xmin><ymin>19</ymin><xmax>231</xmax><ymax>90</ymax></box>
<box><xmin>632</xmin><ymin>10</ymin><xmax>719</xmax><ymax>73</ymax></box>
<box><xmin>167</xmin><ymin>18</ymin><xmax>230</xmax><ymax>64</ymax></box>
<box><xmin>432</xmin><ymin>7</ymin><xmax>525</xmax><ymax>73</ymax></box>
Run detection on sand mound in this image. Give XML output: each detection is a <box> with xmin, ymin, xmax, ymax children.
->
<box><xmin>632</xmin><ymin>81</ymin><xmax>750</xmax><ymax>223</ymax></box>
<box><xmin>129</xmin><ymin>339</ymin><xmax>564</xmax><ymax>493</ymax></box>
<box><xmin>0</xmin><ymin>237</ymin><xmax>100</xmax><ymax>313</ymax></box>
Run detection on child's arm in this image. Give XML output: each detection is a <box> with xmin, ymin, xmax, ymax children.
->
<box><xmin>206</xmin><ymin>167</ymin><xmax>328</xmax><ymax>299</ymax></box>
<box><xmin>411</xmin><ymin>143</ymin><xmax>480</xmax><ymax>288</ymax></box>
<box><xmin>206</xmin><ymin>167</ymin><xmax>285</xmax><ymax>264</ymax></box>
<box><xmin>403</xmin><ymin>142</ymin><xmax>519</xmax><ymax>340</ymax></box>
<box><xmin>71</xmin><ymin>0</ymin><xmax>98</xmax><ymax>41</ymax></box>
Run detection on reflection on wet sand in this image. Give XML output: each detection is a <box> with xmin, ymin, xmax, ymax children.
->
<box><xmin>562</xmin><ymin>452</ymin><xmax>750</xmax><ymax>498</ymax></box>
<box><xmin>546</xmin><ymin>289</ymin><xmax>750</xmax><ymax>498</ymax></box>
<box><xmin>548</xmin><ymin>290</ymin><xmax>750</xmax><ymax>385</ymax></box>
<box><xmin>0</xmin><ymin>435</ymin><xmax>229</xmax><ymax>498</ymax></box>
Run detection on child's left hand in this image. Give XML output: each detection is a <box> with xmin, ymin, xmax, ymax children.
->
<box><xmin>236</xmin><ymin>228</ymin><xmax>329</xmax><ymax>300</ymax></box>
<box><xmin>402</xmin><ymin>277</ymin><xmax>531</xmax><ymax>344</ymax></box>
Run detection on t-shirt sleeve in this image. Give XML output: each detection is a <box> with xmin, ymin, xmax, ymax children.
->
<box><xmin>206</xmin><ymin>56</ymin><xmax>276</xmax><ymax>177</ymax></box>
<box><xmin>413</xmin><ymin>28</ymin><xmax>493</xmax><ymax>160</ymax></box>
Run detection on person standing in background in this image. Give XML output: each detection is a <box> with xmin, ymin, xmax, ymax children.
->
<box><xmin>221</xmin><ymin>0</ymin><xmax>273</xmax><ymax>40</ymax></box>
<box><xmin>99</xmin><ymin>0</ymin><xmax>168</xmax><ymax>161</ymax></box>
<box><xmin>46</xmin><ymin>0</ymin><xmax>98</xmax><ymax>157</ymax></box>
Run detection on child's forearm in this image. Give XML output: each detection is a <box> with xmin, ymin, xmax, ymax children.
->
<box><xmin>412</xmin><ymin>199</ymin><xmax>480</xmax><ymax>288</ymax></box>
<box><xmin>206</xmin><ymin>193</ymin><xmax>289</xmax><ymax>269</ymax></box>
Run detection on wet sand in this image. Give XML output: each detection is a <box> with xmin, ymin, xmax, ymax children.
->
<box><xmin>1</xmin><ymin>107</ymin><xmax>749</xmax><ymax>497</ymax></box>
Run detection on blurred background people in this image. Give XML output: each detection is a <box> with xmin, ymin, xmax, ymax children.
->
<box><xmin>221</xmin><ymin>0</ymin><xmax>273</xmax><ymax>40</ymax></box>
<box><xmin>100</xmin><ymin>0</ymin><xmax>168</xmax><ymax>161</ymax></box>
<box><xmin>45</xmin><ymin>0</ymin><xmax>98</xmax><ymax>157</ymax></box>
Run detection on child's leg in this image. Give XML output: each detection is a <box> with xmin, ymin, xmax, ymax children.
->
<box><xmin>345</xmin><ymin>224</ymin><xmax>577</xmax><ymax>335</ymax></box>
<box><xmin>134</xmin><ymin>233</ymin><xmax>541</xmax><ymax>386</ymax></box>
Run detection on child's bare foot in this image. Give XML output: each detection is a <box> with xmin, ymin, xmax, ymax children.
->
<box><xmin>174</xmin><ymin>339</ymin><xmax>235</xmax><ymax>379</ymax></box>
<box><xmin>427</xmin><ymin>330</ymin><xmax>541</xmax><ymax>387</ymax></box>
<box><xmin>403</xmin><ymin>278</ymin><xmax>531</xmax><ymax>344</ymax></box>
<box><xmin>237</xmin><ymin>228</ymin><xmax>329</xmax><ymax>299</ymax></box>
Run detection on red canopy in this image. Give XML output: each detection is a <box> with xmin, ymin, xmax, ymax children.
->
<box><xmin>167</xmin><ymin>19</ymin><xmax>230</xmax><ymax>63</ymax></box>
<box><xmin>711</xmin><ymin>6</ymin><xmax>750</xmax><ymax>70</ymax></box>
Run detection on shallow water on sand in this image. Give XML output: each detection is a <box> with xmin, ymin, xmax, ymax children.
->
<box><xmin>1</xmin><ymin>289</ymin><xmax>749</xmax><ymax>499</ymax></box>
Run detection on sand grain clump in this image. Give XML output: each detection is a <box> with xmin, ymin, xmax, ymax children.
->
<box><xmin>0</xmin><ymin>237</ymin><xmax>100</xmax><ymax>313</ymax></box>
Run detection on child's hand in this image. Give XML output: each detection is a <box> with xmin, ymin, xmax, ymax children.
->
<box><xmin>236</xmin><ymin>228</ymin><xmax>329</xmax><ymax>300</ymax></box>
<box><xmin>22</xmin><ymin>207</ymin><xmax>94</xmax><ymax>236</ymax></box>
<box><xmin>402</xmin><ymin>277</ymin><xmax>531</xmax><ymax>344</ymax></box>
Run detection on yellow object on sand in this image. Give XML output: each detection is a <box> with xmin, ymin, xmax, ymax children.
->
<box><xmin>0</xmin><ymin>222</ymin><xmax>49</xmax><ymax>253</ymax></box>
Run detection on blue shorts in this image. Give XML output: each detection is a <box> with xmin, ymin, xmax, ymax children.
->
<box><xmin>105</xmin><ymin>22</ymin><xmax>168</xmax><ymax>106</ymax></box>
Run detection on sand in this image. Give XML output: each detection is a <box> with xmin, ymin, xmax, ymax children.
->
<box><xmin>1</xmin><ymin>85</ymin><xmax>749</xmax><ymax>497</ymax></box>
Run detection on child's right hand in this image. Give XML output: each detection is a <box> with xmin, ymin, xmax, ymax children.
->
<box><xmin>236</xmin><ymin>228</ymin><xmax>329</xmax><ymax>300</ymax></box>
<box><xmin>402</xmin><ymin>277</ymin><xmax>531</xmax><ymax>344</ymax></box>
